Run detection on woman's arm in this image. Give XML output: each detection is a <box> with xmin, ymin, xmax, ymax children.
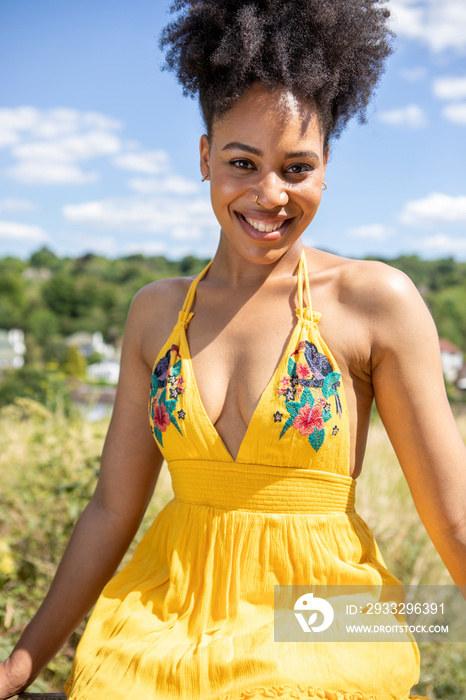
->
<box><xmin>369</xmin><ymin>265</ymin><xmax>466</xmax><ymax>591</ymax></box>
<box><xmin>0</xmin><ymin>287</ymin><xmax>165</xmax><ymax>698</ymax></box>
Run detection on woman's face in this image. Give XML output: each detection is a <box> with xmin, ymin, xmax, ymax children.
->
<box><xmin>200</xmin><ymin>83</ymin><xmax>328</xmax><ymax>264</ymax></box>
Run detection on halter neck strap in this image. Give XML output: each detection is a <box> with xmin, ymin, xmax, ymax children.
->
<box><xmin>180</xmin><ymin>251</ymin><xmax>313</xmax><ymax>322</ymax></box>
<box><xmin>297</xmin><ymin>249</ymin><xmax>313</xmax><ymax>317</ymax></box>
<box><xmin>180</xmin><ymin>259</ymin><xmax>213</xmax><ymax>317</ymax></box>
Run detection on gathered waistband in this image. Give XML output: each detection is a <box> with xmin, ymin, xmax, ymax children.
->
<box><xmin>168</xmin><ymin>460</ymin><xmax>356</xmax><ymax>514</ymax></box>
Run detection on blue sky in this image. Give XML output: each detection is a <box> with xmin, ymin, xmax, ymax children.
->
<box><xmin>0</xmin><ymin>0</ymin><xmax>465</xmax><ymax>261</ymax></box>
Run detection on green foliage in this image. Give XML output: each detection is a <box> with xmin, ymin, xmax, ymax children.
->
<box><xmin>0</xmin><ymin>366</ymin><xmax>73</xmax><ymax>414</ymax></box>
<box><xmin>26</xmin><ymin>309</ymin><xmax>60</xmax><ymax>343</ymax></box>
<box><xmin>358</xmin><ymin>412</ymin><xmax>466</xmax><ymax>699</ymax></box>
<box><xmin>0</xmin><ymin>256</ymin><xmax>27</xmax><ymax>276</ymax></box>
<box><xmin>42</xmin><ymin>272</ymin><xmax>80</xmax><ymax>318</ymax></box>
<box><xmin>29</xmin><ymin>246</ymin><xmax>60</xmax><ymax>270</ymax></box>
<box><xmin>0</xmin><ymin>270</ymin><xmax>26</xmax><ymax>307</ymax></box>
<box><xmin>0</xmin><ymin>250</ymin><xmax>211</xmax><ymax>371</ymax></box>
<box><xmin>1</xmin><ymin>249</ymin><xmax>465</xmax><ymax>358</ymax></box>
<box><xmin>426</xmin><ymin>286</ymin><xmax>466</xmax><ymax>348</ymax></box>
<box><xmin>0</xmin><ymin>402</ymin><xmax>104</xmax><ymax>690</ymax></box>
<box><xmin>62</xmin><ymin>346</ymin><xmax>87</xmax><ymax>379</ymax></box>
<box><xmin>0</xmin><ymin>269</ymin><xmax>27</xmax><ymax>326</ymax></box>
<box><xmin>0</xmin><ymin>403</ymin><xmax>174</xmax><ymax>692</ymax></box>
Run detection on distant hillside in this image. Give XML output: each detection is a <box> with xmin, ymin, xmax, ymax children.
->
<box><xmin>1</xmin><ymin>248</ymin><xmax>465</xmax><ymax>367</ymax></box>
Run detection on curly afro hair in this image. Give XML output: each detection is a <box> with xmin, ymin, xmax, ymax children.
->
<box><xmin>160</xmin><ymin>0</ymin><xmax>394</xmax><ymax>145</ymax></box>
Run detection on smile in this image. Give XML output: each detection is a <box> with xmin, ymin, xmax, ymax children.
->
<box><xmin>241</xmin><ymin>215</ymin><xmax>289</xmax><ymax>233</ymax></box>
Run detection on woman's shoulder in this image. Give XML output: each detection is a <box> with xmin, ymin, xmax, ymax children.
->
<box><xmin>133</xmin><ymin>275</ymin><xmax>195</xmax><ymax>312</ymax></box>
<box><xmin>125</xmin><ymin>275</ymin><xmax>198</xmax><ymax>370</ymax></box>
<box><xmin>306</xmin><ymin>247</ymin><xmax>423</xmax><ymax>320</ymax></box>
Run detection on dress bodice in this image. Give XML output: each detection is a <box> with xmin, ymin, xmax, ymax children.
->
<box><xmin>148</xmin><ymin>250</ymin><xmax>351</xmax><ymax>476</ymax></box>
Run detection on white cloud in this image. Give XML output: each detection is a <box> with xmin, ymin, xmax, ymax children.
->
<box><xmin>0</xmin><ymin>220</ymin><xmax>48</xmax><ymax>242</ymax></box>
<box><xmin>442</xmin><ymin>102</ymin><xmax>466</xmax><ymax>124</ymax></box>
<box><xmin>63</xmin><ymin>195</ymin><xmax>218</xmax><ymax>234</ymax></box>
<box><xmin>419</xmin><ymin>233</ymin><xmax>466</xmax><ymax>253</ymax></box>
<box><xmin>171</xmin><ymin>226</ymin><xmax>204</xmax><ymax>242</ymax></box>
<box><xmin>113</xmin><ymin>150</ymin><xmax>169</xmax><ymax>174</ymax></box>
<box><xmin>0</xmin><ymin>198</ymin><xmax>34</xmax><ymax>212</ymax></box>
<box><xmin>400</xmin><ymin>193</ymin><xmax>466</xmax><ymax>226</ymax></box>
<box><xmin>7</xmin><ymin>161</ymin><xmax>99</xmax><ymax>185</ymax></box>
<box><xmin>0</xmin><ymin>107</ymin><xmax>123</xmax><ymax>186</ymax></box>
<box><xmin>389</xmin><ymin>0</ymin><xmax>466</xmax><ymax>54</ymax></box>
<box><xmin>348</xmin><ymin>224</ymin><xmax>394</xmax><ymax>241</ymax></box>
<box><xmin>122</xmin><ymin>241</ymin><xmax>168</xmax><ymax>256</ymax></box>
<box><xmin>13</xmin><ymin>131</ymin><xmax>120</xmax><ymax>162</ymax></box>
<box><xmin>0</xmin><ymin>131</ymin><xmax>19</xmax><ymax>148</ymax></box>
<box><xmin>399</xmin><ymin>66</ymin><xmax>428</xmax><ymax>82</ymax></box>
<box><xmin>433</xmin><ymin>75</ymin><xmax>466</xmax><ymax>100</ymax></box>
<box><xmin>60</xmin><ymin>233</ymin><xmax>119</xmax><ymax>256</ymax></box>
<box><xmin>0</xmin><ymin>107</ymin><xmax>42</xmax><ymax>134</ymax></box>
<box><xmin>128</xmin><ymin>176</ymin><xmax>200</xmax><ymax>195</ymax></box>
<box><xmin>378</xmin><ymin>104</ymin><xmax>427</xmax><ymax>128</ymax></box>
<box><xmin>0</xmin><ymin>107</ymin><xmax>122</xmax><ymax>141</ymax></box>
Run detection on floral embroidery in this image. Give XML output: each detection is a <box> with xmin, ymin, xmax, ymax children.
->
<box><xmin>273</xmin><ymin>411</ymin><xmax>283</xmax><ymax>422</ymax></box>
<box><xmin>275</xmin><ymin>341</ymin><xmax>342</xmax><ymax>453</ymax></box>
<box><xmin>150</xmin><ymin>344</ymin><xmax>185</xmax><ymax>447</ymax></box>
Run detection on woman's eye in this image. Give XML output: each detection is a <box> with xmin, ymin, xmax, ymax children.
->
<box><xmin>230</xmin><ymin>159</ymin><xmax>255</xmax><ymax>170</ymax></box>
<box><xmin>286</xmin><ymin>163</ymin><xmax>313</xmax><ymax>175</ymax></box>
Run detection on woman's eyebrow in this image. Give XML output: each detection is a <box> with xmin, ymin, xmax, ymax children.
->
<box><xmin>286</xmin><ymin>150</ymin><xmax>320</xmax><ymax>161</ymax></box>
<box><xmin>222</xmin><ymin>141</ymin><xmax>262</xmax><ymax>155</ymax></box>
<box><xmin>221</xmin><ymin>142</ymin><xmax>320</xmax><ymax>162</ymax></box>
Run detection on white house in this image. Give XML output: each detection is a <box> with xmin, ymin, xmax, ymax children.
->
<box><xmin>87</xmin><ymin>361</ymin><xmax>120</xmax><ymax>385</ymax></box>
<box><xmin>439</xmin><ymin>338</ymin><xmax>463</xmax><ymax>383</ymax></box>
<box><xmin>65</xmin><ymin>331</ymin><xmax>116</xmax><ymax>360</ymax></box>
<box><xmin>0</xmin><ymin>329</ymin><xmax>26</xmax><ymax>369</ymax></box>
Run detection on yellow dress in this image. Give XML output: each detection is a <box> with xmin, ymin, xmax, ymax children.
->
<box><xmin>65</xmin><ymin>251</ymin><xmax>431</xmax><ymax>700</ymax></box>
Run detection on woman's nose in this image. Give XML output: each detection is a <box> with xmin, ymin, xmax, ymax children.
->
<box><xmin>254</xmin><ymin>172</ymin><xmax>289</xmax><ymax>208</ymax></box>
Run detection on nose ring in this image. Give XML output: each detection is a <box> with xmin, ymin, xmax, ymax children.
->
<box><xmin>254</xmin><ymin>195</ymin><xmax>260</xmax><ymax>205</ymax></box>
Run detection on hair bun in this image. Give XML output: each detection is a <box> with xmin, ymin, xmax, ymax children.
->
<box><xmin>160</xmin><ymin>0</ymin><xmax>394</xmax><ymax>142</ymax></box>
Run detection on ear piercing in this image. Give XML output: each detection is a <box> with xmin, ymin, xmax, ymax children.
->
<box><xmin>322</xmin><ymin>181</ymin><xmax>328</xmax><ymax>190</ymax></box>
<box><xmin>201</xmin><ymin>174</ymin><xmax>209</xmax><ymax>182</ymax></box>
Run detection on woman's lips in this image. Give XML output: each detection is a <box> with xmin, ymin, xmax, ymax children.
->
<box><xmin>236</xmin><ymin>212</ymin><xmax>292</xmax><ymax>240</ymax></box>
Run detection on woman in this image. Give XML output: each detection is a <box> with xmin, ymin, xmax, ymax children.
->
<box><xmin>1</xmin><ymin>1</ymin><xmax>465</xmax><ymax>698</ymax></box>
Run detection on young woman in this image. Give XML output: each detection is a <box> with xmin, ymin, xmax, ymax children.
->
<box><xmin>1</xmin><ymin>1</ymin><xmax>465</xmax><ymax>699</ymax></box>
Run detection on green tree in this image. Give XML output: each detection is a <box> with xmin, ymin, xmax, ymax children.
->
<box><xmin>42</xmin><ymin>273</ymin><xmax>79</xmax><ymax>318</ymax></box>
<box><xmin>0</xmin><ymin>367</ymin><xmax>72</xmax><ymax>413</ymax></box>
<box><xmin>26</xmin><ymin>309</ymin><xmax>60</xmax><ymax>344</ymax></box>
<box><xmin>29</xmin><ymin>246</ymin><xmax>60</xmax><ymax>270</ymax></box>
<box><xmin>62</xmin><ymin>346</ymin><xmax>87</xmax><ymax>379</ymax></box>
<box><xmin>0</xmin><ymin>271</ymin><xmax>26</xmax><ymax>309</ymax></box>
<box><xmin>180</xmin><ymin>255</ymin><xmax>205</xmax><ymax>276</ymax></box>
<box><xmin>427</xmin><ymin>286</ymin><xmax>466</xmax><ymax>349</ymax></box>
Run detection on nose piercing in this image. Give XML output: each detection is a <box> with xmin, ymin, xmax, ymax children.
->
<box><xmin>255</xmin><ymin>195</ymin><xmax>260</xmax><ymax>205</ymax></box>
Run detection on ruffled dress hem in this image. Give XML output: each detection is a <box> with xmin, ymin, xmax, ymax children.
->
<box><xmin>66</xmin><ymin>686</ymin><xmax>432</xmax><ymax>700</ymax></box>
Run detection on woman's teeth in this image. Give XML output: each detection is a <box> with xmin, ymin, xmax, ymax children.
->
<box><xmin>243</xmin><ymin>216</ymin><xmax>286</xmax><ymax>233</ymax></box>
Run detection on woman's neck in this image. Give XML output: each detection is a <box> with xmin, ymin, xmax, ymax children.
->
<box><xmin>208</xmin><ymin>233</ymin><xmax>305</xmax><ymax>287</ymax></box>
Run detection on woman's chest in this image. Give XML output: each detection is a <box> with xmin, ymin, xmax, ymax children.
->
<box><xmin>189</xmin><ymin>300</ymin><xmax>368</xmax><ymax>412</ymax></box>
<box><xmin>183</xmin><ymin>298</ymin><xmax>373</xmax><ymax>475</ymax></box>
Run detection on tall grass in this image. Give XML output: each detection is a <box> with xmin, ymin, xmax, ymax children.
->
<box><xmin>357</xmin><ymin>411</ymin><xmax>466</xmax><ymax>698</ymax></box>
<box><xmin>0</xmin><ymin>399</ymin><xmax>464</xmax><ymax>697</ymax></box>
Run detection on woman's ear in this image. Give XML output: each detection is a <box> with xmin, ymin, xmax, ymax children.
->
<box><xmin>199</xmin><ymin>134</ymin><xmax>210</xmax><ymax>180</ymax></box>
